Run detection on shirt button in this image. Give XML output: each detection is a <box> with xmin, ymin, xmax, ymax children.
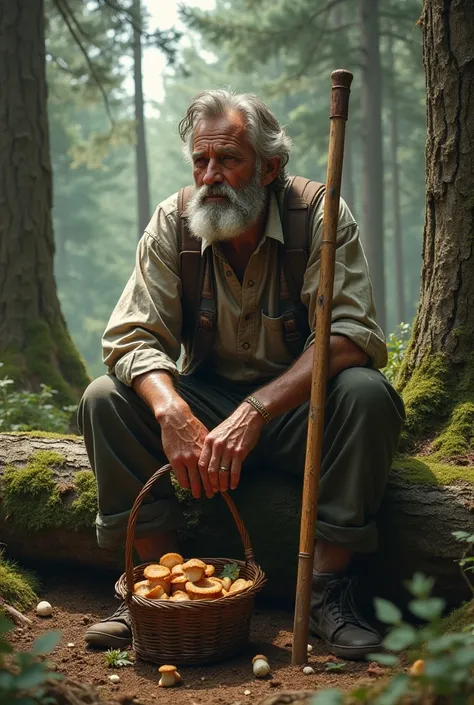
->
<box><xmin>225</xmin><ymin>270</ymin><xmax>232</xmax><ymax>277</ymax></box>
<box><xmin>242</xmin><ymin>342</ymin><xmax>250</xmax><ymax>350</ymax></box>
<box><xmin>244</xmin><ymin>313</ymin><xmax>252</xmax><ymax>321</ymax></box>
<box><xmin>248</xmin><ymin>280</ymin><xmax>254</xmax><ymax>287</ymax></box>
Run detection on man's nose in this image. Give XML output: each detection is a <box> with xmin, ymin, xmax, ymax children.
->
<box><xmin>203</xmin><ymin>159</ymin><xmax>224</xmax><ymax>185</ymax></box>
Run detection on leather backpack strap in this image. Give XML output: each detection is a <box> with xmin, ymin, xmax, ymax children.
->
<box><xmin>178</xmin><ymin>186</ymin><xmax>217</xmax><ymax>369</ymax></box>
<box><xmin>278</xmin><ymin>176</ymin><xmax>326</xmax><ymax>357</ymax></box>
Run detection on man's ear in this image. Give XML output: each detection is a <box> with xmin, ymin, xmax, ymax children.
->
<box><xmin>262</xmin><ymin>157</ymin><xmax>281</xmax><ymax>186</ymax></box>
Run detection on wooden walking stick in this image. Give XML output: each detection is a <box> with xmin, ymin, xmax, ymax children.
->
<box><xmin>291</xmin><ymin>69</ymin><xmax>354</xmax><ymax>665</ymax></box>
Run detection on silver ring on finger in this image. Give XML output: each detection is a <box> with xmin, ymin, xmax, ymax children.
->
<box><xmin>219</xmin><ymin>465</ymin><xmax>229</xmax><ymax>473</ymax></box>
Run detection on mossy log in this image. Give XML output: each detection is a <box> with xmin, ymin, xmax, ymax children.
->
<box><xmin>0</xmin><ymin>433</ymin><xmax>472</xmax><ymax>609</ymax></box>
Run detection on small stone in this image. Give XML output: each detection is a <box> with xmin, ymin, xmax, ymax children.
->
<box><xmin>200</xmin><ymin>676</ymin><xmax>206</xmax><ymax>681</ymax></box>
<box><xmin>36</xmin><ymin>601</ymin><xmax>52</xmax><ymax>617</ymax></box>
<box><xmin>67</xmin><ymin>642</ymin><xmax>75</xmax><ymax>648</ymax></box>
<box><xmin>307</xmin><ymin>644</ymin><xmax>313</xmax><ymax>653</ymax></box>
<box><xmin>109</xmin><ymin>674</ymin><xmax>120</xmax><ymax>684</ymax></box>
<box><xmin>81</xmin><ymin>615</ymin><xmax>91</xmax><ymax>624</ymax></box>
<box><xmin>302</xmin><ymin>666</ymin><xmax>315</xmax><ymax>675</ymax></box>
<box><xmin>244</xmin><ymin>690</ymin><xmax>251</xmax><ymax>696</ymax></box>
<box><xmin>367</xmin><ymin>662</ymin><xmax>385</xmax><ymax>678</ymax></box>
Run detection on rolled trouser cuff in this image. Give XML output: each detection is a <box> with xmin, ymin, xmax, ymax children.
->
<box><xmin>95</xmin><ymin>498</ymin><xmax>185</xmax><ymax>551</ymax></box>
<box><xmin>315</xmin><ymin>518</ymin><xmax>378</xmax><ymax>554</ymax></box>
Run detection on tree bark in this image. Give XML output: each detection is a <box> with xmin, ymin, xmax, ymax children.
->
<box><xmin>359</xmin><ymin>0</ymin><xmax>386</xmax><ymax>332</ymax></box>
<box><xmin>387</xmin><ymin>33</ymin><xmax>405</xmax><ymax>325</ymax></box>
<box><xmin>404</xmin><ymin>0</ymin><xmax>474</xmax><ymax>370</ymax></box>
<box><xmin>132</xmin><ymin>0</ymin><xmax>151</xmax><ymax>239</ymax></box>
<box><xmin>0</xmin><ymin>0</ymin><xmax>89</xmax><ymax>403</ymax></box>
<box><xmin>1</xmin><ymin>433</ymin><xmax>472</xmax><ymax>609</ymax></box>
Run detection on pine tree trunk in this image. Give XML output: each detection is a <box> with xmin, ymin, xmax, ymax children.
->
<box><xmin>387</xmin><ymin>34</ymin><xmax>405</xmax><ymax>325</ymax></box>
<box><xmin>0</xmin><ymin>0</ymin><xmax>89</xmax><ymax>404</ymax></box>
<box><xmin>359</xmin><ymin>0</ymin><xmax>386</xmax><ymax>332</ymax></box>
<box><xmin>405</xmin><ymin>0</ymin><xmax>474</xmax><ymax>369</ymax></box>
<box><xmin>133</xmin><ymin>0</ymin><xmax>151</xmax><ymax>239</ymax></box>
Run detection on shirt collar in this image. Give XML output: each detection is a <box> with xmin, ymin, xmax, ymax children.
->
<box><xmin>199</xmin><ymin>191</ymin><xmax>284</xmax><ymax>255</ymax></box>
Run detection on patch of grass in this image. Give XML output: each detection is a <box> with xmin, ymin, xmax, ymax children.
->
<box><xmin>392</xmin><ymin>455</ymin><xmax>474</xmax><ymax>485</ymax></box>
<box><xmin>0</xmin><ymin>554</ymin><xmax>38</xmax><ymax>610</ymax></box>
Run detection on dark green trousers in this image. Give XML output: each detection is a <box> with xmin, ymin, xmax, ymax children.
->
<box><xmin>78</xmin><ymin>367</ymin><xmax>405</xmax><ymax>554</ymax></box>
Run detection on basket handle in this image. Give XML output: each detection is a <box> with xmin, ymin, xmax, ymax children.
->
<box><xmin>125</xmin><ymin>463</ymin><xmax>256</xmax><ymax>595</ymax></box>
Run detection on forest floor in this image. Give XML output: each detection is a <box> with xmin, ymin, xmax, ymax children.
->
<box><xmin>8</xmin><ymin>567</ymin><xmax>384</xmax><ymax>705</ymax></box>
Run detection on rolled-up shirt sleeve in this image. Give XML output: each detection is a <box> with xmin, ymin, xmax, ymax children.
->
<box><xmin>102</xmin><ymin>201</ymin><xmax>182</xmax><ymax>385</ymax></box>
<box><xmin>301</xmin><ymin>197</ymin><xmax>388</xmax><ymax>369</ymax></box>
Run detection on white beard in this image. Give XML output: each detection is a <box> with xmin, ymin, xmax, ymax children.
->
<box><xmin>186</xmin><ymin>168</ymin><xmax>267</xmax><ymax>244</ymax></box>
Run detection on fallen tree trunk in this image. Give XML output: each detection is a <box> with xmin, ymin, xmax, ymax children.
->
<box><xmin>0</xmin><ymin>433</ymin><xmax>472</xmax><ymax>608</ymax></box>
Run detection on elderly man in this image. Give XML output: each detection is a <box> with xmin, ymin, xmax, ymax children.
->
<box><xmin>79</xmin><ymin>89</ymin><xmax>405</xmax><ymax>660</ymax></box>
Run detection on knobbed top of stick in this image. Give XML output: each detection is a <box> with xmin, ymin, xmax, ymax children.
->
<box><xmin>330</xmin><ymin>69</ymin><xmax>353</xmax><ymax>120</ymax></box>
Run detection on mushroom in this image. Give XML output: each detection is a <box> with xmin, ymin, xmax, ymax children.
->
<box><xmin>228</xmin><ymin>578</ymin><xmax>252</xmax><ymax>596</ymax></box>
<box><xmin>147</xmin><ymin>577</ymin><xmax>171</xmax><ymax>595</ymax></box>
<box><xmin>182</xmin><ymin>559</ymin><xmax>206</xmax><ymax>583</ymax></box>
<box><xmin>186</xmin><ymin>578</ymin><xmax>223</xmax><ymax>600</ymax></box>
<box><xmin>158</xmin><ymin>664</ymin><xmax>181</xmax><ymax>687</ymax></box>
<box><xmin>252</xmin><ymin>654</ymin><xmax>271</xmax><ymax>678</ymax></box>
<box><xmin>143</xmin><ymin>564</ymin><xmax>171</xmax><ymax>581</ymax></box>
<box><xmin>36</xmin><ymin>601</ymin><xmax>53</xmax><ymax>617</ymax></box>
<box><xmin>204</xmin><ymin>564</ymin><xmax>215</xmax><ymax>577</ymax></box>
<box><xmin>133</xmin><ymin>580</ymin><xmax>151</xmax><ymax>597</ymax></box>
<box><xmin>171</xmin><ymin>564</ymin><xmax>185</xmax><ymax>576</ymax></box>
<box><xmin>169</xmin><ymin>591</ymin><xmax>189</xmax><ymax>602</ymax></box>
<box><xmin>409</xmin><ymin>659</ymin><xmax>425</xmax><ymax>676</ymax></box>
<box><xmin>159</xmin><ymin>553</ymin><xmax>184</xmax><ymax>569</ymax></box>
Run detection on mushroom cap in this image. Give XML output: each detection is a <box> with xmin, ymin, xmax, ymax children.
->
<box><xmin>159</xmin><ymin>552</ymin><xmax>184</xmax><ymax>569</ymax></box>
<box><xmin>182</xmin><ymin>558</ymin><xmax>206</xmax><ymax>571</ymax></box>
<box><xmin>144</xmin><ymin>564</ymin><xmax>171</xmax><ymax>580</ymax></box>
<box><xmin>228</xmin><ymin>578</ymin><xmax>250</xmax><ymax>595</ymax></box>
<box><xmin>204</xmin><ymin>564</ymin><xmax>215</xmax><ymax>577</ymax></box>
<box><xmin>133</xmin><ymin>579</ymin><xmax>150</xmax><ymax>596</ymax></box>
<box><xmin>186</xmin><ymin>578</ymin><xmax>222</xmax><ymax>598</ymax></box>
<box><xmin>171</xmin><ymin>564</ymin><xmax>184</xmax><ymax>575</ymax></box>
<box><xmin>158</xmin><ymin>664</ymin><xmax>178</xmax><ymax>673</ymax></box>
<box><xmin>252</xmin><ymin>654</ymin><xmax>268</xmax><ymax>664</ymax></box>
<box><xmin>169</xmin><ymin>591</ymin><xmax>189</xmax><ymax>602</ymax></box>
<box><xmin>147</xmin><ymin>577</ymin><xmax>171</xmax><ymax>595</ymax></box>
<box><xmin>145</xmin><ymin>584</ymin><xmax>166</xmax><ymax>599</ymax></box>
<box><xmin>170</xmin><ymin>574</ymin><xmax>187</xmax><ymax>586</ymax></box>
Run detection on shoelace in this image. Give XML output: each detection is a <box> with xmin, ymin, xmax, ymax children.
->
<box><xmin>110</xmin><ymin>601</ymin><xmax>129</xmax><ymax>619</ymax></box>
<box><xmin>323</xmin><ymin>577</ymin><xmax>367</xmax><ymax>628</ymax></box>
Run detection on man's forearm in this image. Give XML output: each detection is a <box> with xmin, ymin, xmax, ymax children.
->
<box><xmin>250</xmin><ymin>335</ymin><xmax>369</xmax><ymax>420</ymax></box>
<box><xmin>132</xmin><ymin>370</ymin><xmax>188</xmax><ymax>420</ymax></box>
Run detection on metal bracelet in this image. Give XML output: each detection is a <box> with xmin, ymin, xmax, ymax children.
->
<box><xmin>244</xmin><ymin>395</ymin><xmax>272</xmax><ymax>424</ymax></box>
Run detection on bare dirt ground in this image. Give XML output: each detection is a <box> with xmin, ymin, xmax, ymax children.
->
<box><xmin>9</xmin><ymin>568</ymin><xmax>382</xmax><ymax>705</ymax></box>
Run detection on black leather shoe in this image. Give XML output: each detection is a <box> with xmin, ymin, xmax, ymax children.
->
<box><xmin>310</xmin><ymin>572</ymin><xmax>381</xmax><ymax>660</ymax></box>
<box><xmin>85</xmin><ymin>601</ymin><xmax>132</xmax><ymax>649</ymax></box>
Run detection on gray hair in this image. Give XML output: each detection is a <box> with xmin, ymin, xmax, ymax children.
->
<box><xmin>178</xmin><ymin>89</ymin><xmax>292</xmax><ymax>188</ymax></box>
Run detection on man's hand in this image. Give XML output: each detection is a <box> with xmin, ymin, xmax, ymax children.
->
<box><xmin>159</xmin><ymin>402</ymin><xmax>214</xmax><ymax>499</ymax></box>
<box><xmin>198</xmin><ymin>403</ymin><xmax>265</xmax><ymax>493</ymax></box>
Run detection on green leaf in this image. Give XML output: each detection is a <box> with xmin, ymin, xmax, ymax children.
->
<box><xmin>367</xmin><ymin>653</ymin><xmax>399</xmax><ymax>666</ymax></box>
<box><xmin>14</xmin><ymin>663</ymin><xmax>50</xmax><ymax>690</ymax></box>
<box><xmin>383</xmin><ymin>624</ymin><xmax>417</xmax><ymax>651</ymax></box>
<box><xmin>310</xmin><ymin>689</ymin><xmax>345</xmax><ymax>705</ymax></box>
<box><xmin>374</xmin><ymin>674</ymin><xmax>409</xmax><ymax>705</ymax></box>
<box><xmin>409</xmin><ymin>597</ymin><xmax>445</xmax><ymax>621</ymax></box>
<box><xmin>220</xmin><ymin>562</ymin><xmax>240</xmax><ymax>580</ymax></box>
<box><xmin>0</xmin><ymin>616</ymin><xmax>14</xmax><ymax>637</ymax></box>
<box><xmin>31</xmin><ymin>630</ymin><xmax>61</xmax><ymax>656</ymax></box>
<box><xmin>325</xmin><ymin>661</ymin><xmax>345</xmax><ymax>671</ymax></box>
<box><xmin>374</xmin><ymin>598</ymin><xmax>402</xmax><ymax>625</ymax></box>
<box><xmin>404</xmin><ymin>573</ymin><xmax>435</xmax><ymax>599</ymax></box>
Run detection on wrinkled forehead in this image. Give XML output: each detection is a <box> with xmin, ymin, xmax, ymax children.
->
<box><xmin>192</xmin><ymin>109</ymin><xmax>254</xmax><ymax>154</ymax></box>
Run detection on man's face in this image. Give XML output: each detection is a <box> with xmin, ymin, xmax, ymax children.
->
<box><xmin>186</xmin><ymin>111</ymin><xmax>267</xmax><ymax>244</ymax></box>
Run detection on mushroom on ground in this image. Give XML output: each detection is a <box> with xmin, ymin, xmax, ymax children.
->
<box><xmin>36</xmin><ymin>601</ymin><xmax>53</xmax><ymax>617</ymax></box>
<box><xmin>252</xmin><ymin>654</ymin><xmax>271</xmax><ymax>678</ymax></box>
<box><xmin>158</xmin><ymin>664</ymin><xmax>181</xmax><ymax>687</ymax></box>
<box><xmin>409</xmin><ymin>659</ymin><xmax>425</xmax><ymax>676</ymax></box>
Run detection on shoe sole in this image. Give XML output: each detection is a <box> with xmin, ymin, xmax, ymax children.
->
<box><xmin>309</xmin><ymin>619</ymin><xmax>380</xmax><ymax>661</ymax></box>
<box><xmin>85</xmin><ymin>631</ymin><xmax>132</xmax><ymax>650</ymax></box>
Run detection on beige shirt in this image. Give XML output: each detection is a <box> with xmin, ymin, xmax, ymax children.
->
<box><xmin>103</xmin><ymin>190</ymin><xmax>387</xmax><ymax>385</ymax></box>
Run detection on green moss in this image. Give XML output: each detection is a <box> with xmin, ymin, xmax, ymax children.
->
<box><xmin>5</xmin><ymin>430</ymin><xmax>81</xmax><ymax>441</ymax></box>
<box><xmin>399</xmin><ymin>355</ymin><xmax>450</xmax><ymax>450</ymax></box>
<box><xmin>0</xmin><ymin>555</ymin><xmax>38</xmax><ymax>610</ymax></box>
<box><xmin>1</xmin><ymin>319</ymin><xmax>90</xmax><ymax>406</ymax></box>
<box><xmin>431</xmin><ymin>402</ymin><xmax>474</xmax><ymax>460</ymax></box>
<box><xmin>1</xmin><ymin>451</ymin><xmax>96</xmax><ymax>531</ymax></box>
<box><xmin>392</xmin><ymin>455</ymin><xmax>474</xmax><ymax>485</ymax></box>
<box><xmin>438</xmin><ymin>599</ymin><xmax>474</xmax><ymax>634</ymax></box>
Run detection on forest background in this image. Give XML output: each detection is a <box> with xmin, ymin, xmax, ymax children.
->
<box><xmin>48</xmin><ymin>0</ymin><xmax>423</xmax><ymax>379</ymax></box>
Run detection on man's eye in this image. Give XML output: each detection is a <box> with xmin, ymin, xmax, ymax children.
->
<box><xmin>194</xmin><ymin>158</ymin><xmax>207</xmax><ymax>167</ymax></box>
<box><xmin>223</xmin><ymin>155</ymin><xmax>237</xmax><ymax>162</ymax></box>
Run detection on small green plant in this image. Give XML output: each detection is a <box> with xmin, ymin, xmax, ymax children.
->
<box><xmin>383</xmin><ymin>322</ymin><xmax>412</xmax><ymax>384</ymax></box>
<box><xmin>0</xmin><ymin>616</ymin><xmax>62</xmax><ymax>705</ymax></box>
<box><xmin>220</xmin><ymin>562</ymin><xmax>240</xmax><ymax>580</ymax></box>
<box><xmin>0</xmin><ymin>363</ymin><xmax>76</xmax><ymax>433</ymax></box>
<box><xmin>103</xmin><ymin>649</ymin><xmax>133</xmax><ymax>668</ymax></box>
<box><xmin>325</xmin><ymin>661</ymin><xmax>346</xmax><ymax>672</ymax></box>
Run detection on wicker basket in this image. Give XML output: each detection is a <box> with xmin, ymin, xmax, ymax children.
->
<box><xmin>115</xmin><ymin>464</ymin><xmax>266</xmax><ymax>665</ymax></box>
